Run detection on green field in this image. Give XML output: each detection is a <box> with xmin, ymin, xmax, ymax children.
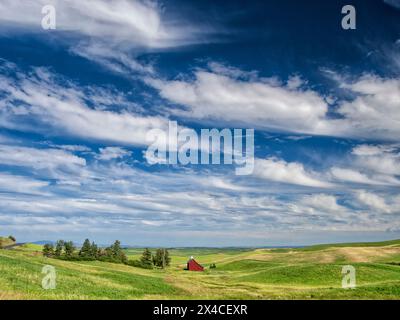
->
<box><xmin>0</xmin><ymin>236</ymin><xmax>15</xmax><ymax>248</ymax></box>
<box><xmin>1</xmin><ymin>240</ymin><xmax>400</xmax><ymax>299</ymax></box>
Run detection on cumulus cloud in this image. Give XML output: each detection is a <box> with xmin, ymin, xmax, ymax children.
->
<box><xmin>253</xmin><ymin>158</ymin><xmax>332</xmax><ymax>188</ymax></box>
<box><xmin>299</xmin><ymin>194</ymin><xmax>346</xmax><ymax>214</ymax></box>
<box><xmin>355</xmin><ymin>190</ymin><xmax>393</xmax><ymax>214</ymax></box>
<box><xmin>331</xmin><ymin>144</ymin><xmax>400</xmax><ymax>186</ymax></box>
<box><xmin>0</xmin><ymin>145</ymin><xmax>398</xmax><ymax>239</ymax></box>
<box><xmin>146</xmin><ymin>64</ymin><xmax>331</xmax><ymax>134</ymax></box>
<box><xmin>352</xmin><ymin>144</ymin><xmax>400</xmax><ymax>176</ymax></box>
<box><xmin>336</xmin><ymin>75</ymin><xmax>400</xmax><ymax>140</ymax></box>
<box><xmin>147</xmin><ymin>64</ymin><xmax>400</xmax><ymax>141</ymax></box>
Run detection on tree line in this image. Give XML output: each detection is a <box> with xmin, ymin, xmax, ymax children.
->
<box><xmin>42</xmin><ymin>239</ymin><xmax>171</xmax><ymax>269</ymax></box>
<box><xmin>43</xmin><ymin>239</ymin><xmax>127</xmax><ymax>263</ymax></box>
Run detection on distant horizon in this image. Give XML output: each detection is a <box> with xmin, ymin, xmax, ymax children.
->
<box><xmin>15</xmin><ymin>235</ymin><xmax>400</xmax><ymax>249</ymax></box>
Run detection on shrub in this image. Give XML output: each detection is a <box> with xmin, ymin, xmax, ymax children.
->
<box><xmin>127</xmin><ymin>259</ymin><xmax>153</xmax><ymax>269</ymax></box>
<box><xmin>43</xmin><ymin>243</ymin><xmax>55</xmax><ymax>257</ymax></box>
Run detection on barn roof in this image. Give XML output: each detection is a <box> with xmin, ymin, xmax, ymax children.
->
<box><xmin>187</xmin><ymin>257</ymin><xmax>204</xmax><ymax>271</ymax></box>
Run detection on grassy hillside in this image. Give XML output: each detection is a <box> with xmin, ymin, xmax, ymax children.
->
<box><xmin>0</xmin><ymin>236</ymin><xmax>15</xmax><ymax>248</ymax></box>
<box><xmin>1</xmin><ymin>239</ymin><xmax>400</xmax><ymax>299</ymax></box>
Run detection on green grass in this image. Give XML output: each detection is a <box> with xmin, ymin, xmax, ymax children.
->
<box><xmin>0</xmin><ymin>250</ymin><xmax>180</xmax><ymax>299</ymax></box>
<box><xmin>1</xmin><ymin>239</ymin><xmax>400</xmax><ymax>299</ymax></box>
<box><xmin>298</xmin><ymin>239</ymin><xmax>400</xmax><ymax>251</ymax></box>
<box><xmin>0</xmin><ymin>236</ymin><xmax>15</xmax><ymax>248</ymax></box>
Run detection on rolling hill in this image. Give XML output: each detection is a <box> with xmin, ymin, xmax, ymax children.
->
<box><xmin>0</xmin><ymin>239</ymin><xmax>400</xmax><ymax>299</ymax></box>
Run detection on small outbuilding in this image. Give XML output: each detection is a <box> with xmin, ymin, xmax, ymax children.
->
<box><xmin>186</xmin><ymin>256</ymin><xmax>204</xmax><ymax>271</ymax></box>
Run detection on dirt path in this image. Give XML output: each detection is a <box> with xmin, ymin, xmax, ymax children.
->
<box><xmin>1</xmin><ymin>243</ymin><xmax>26</xmax><ymax>250</ymax></box>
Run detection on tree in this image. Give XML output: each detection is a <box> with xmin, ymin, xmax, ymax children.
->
<box><xmin>64</xmin><ymin>241</ymin><xmax>75</xmax><ymax>258</ymax></box>
<box><xmin>79</xmin><ymin>239</ymin><xmax>92</xmax><ymax>258</ymax></box>
<box><xmin>140</xmin><ymin>248</ymin><xmax>153</xmax><ymax>268</ymax></box>
<box><xmin>8</xmin><ymin>235</ymin><xmax>16</xmax><ymax>242</ymax></box>
<box><xmin>153</xmin><ymin>249</ymin><xmax>162</xmax><ymax>267</ymax></box>
<box><xmin>54</xmin><ymin>240</ymin><xmax>64</xmax><ymax>257</ymax></box>
<box><xmin>164</xmin><ymin>249</ymin><xmax>171</xmax><ymax>267</ymax></box>
<box><xmin>110</xmin><ymin>240</ymin><xmax>127</xmax><ymax>263</ymax></box>
<box><xmin>90</xmin><ymin>241</ymin><xmax>98</xmax><ymax>259</ymax></box>
<box><xmin>153</xmin><ymin>248</ymin><xmax>171</xmax><ymax>268</ymax></box>
<box><xmin>111</xmin><ymin>240</ymin><xmax>122</xmax><ymax>257</ymax></box>
<box><xmin>42</xmin><ymin>243</ymin><xmax>54</xmax><ymax>257</ymax></box>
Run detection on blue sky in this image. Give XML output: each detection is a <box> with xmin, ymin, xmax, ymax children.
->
<box><xmin>0</xmin><ymin>0</ymin><xmax>399</xmax><ymax>246</ymax></box>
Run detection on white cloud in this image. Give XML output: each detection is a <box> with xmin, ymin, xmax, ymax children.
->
<box><xmin>356</xmin><ymin>190</ymin><xmax>392</xmax><ymax>214</ymax></box>
<box><xmin>70</xmin><ymin>43</ymin><xmax>155</xmax><ymax>75</ymax></box>
<box><xmin>352</xmin><ymin>144</ymin><xmax>393</xmax><ymax>156</ymax></box>
<box><xmin>352</xmin><ymin>144</ymin><xmax>400</xmax><ymax>176</ymax></box>
<box><xmin>253</xmin><ymin>158</ymin><xmax>332</xmax><ymax>188</ymax></box>
<box><xmin>197</xmin><ymin>176</ymin><xmax>251</xmax><ymax>192</ymax></box>
<box><xmin>0</xmin><ymin>144</ymin><xmax>88</xmax><ymax>186</ymax></box>
<box><xmin>0</xmin><ymin>173</ymin><xmax>49</xmax><ymax>194</ymax></box>
<box><xmin>0</xmin><ymin>145</ymin><xmax>86</xmax><ymax>170</ymax></box>
<box><xmin>331</xmin><ymin>144</ymin><xmax>400</xmax><ymax>186</ymax></box>
<box><xmin>147</xmin><ymin>64</ymin><xmax>400</xmax><ymax>140</ymax></box>
<box><xmin>97</xmin><ymin>147</ymin><xmax>132</xmax><ymax>161</ymax></box>
<box><xmin>330</xmin><ymin>167</ymin><xmax>391</xmax><ymax>186</ymax></box>
<box><xmin>0</xmin><ymin>0</ymin><xmax>200</xmax><ymax>48</ymax></box>
<box><xmin>54</xmin><ymin>145</ymin><xmax>92</xmax><ymax>152</ymax></box>
<box><xmin>336</xmin><ymin>75</ymin><xmax>400</xmax><ymax>140</ymax></box>
<box><xmin>146</xmin><ymin>65</ymin><xmax>330</xmax><ymax>135</ymax></box>
<box><xmin>0</xmin><ymin>65</ymin><xmax>169</xmax><ymax>146</ymax></box>
<box><xmin>299</xmin><ymin>194</ymin><xmax>345</xmax><ymax>214</ymax></box>
<box><xmin>0</xmin><ymin>0</ymin><xmax>211</xmax><ymax>75</ymax></box>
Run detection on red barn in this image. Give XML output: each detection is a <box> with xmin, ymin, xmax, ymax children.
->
<box><xmin>187</xmin><ymin>256</ymin><xmax>204</xmax><ymax>271</ymax></box>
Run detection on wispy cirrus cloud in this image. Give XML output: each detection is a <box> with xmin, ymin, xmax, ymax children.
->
<box><xmin>384</xmin><ymin>0</ymin><xmax>400</xmax><ymax>10</ymax></box>
<box><xmin>0</xmin><ymin>0</ymin><xmax>215</xmax><ymax>76</ymax></box>
<box><xmin>0</xmin><ymin>62</ymin><xmax>169</xmax><ymax>146</ymax></box>
<box><xmin>0</xmin><ymin>172</ymin><xmax>49</xmax><ymax>195</ymax></box>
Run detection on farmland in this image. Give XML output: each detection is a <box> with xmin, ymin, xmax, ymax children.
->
<box><xmin>1</xmin><ymin>240</ymin><xmax>400</xmax><ymax>299</ymax></box>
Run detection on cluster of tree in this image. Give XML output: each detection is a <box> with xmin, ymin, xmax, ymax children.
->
<box><xmin>127</xmin><ymin>248</ymin><xmax>171</xmax><ymax>269</ymax></box>
<box><xmin>43</xmin><ymin>240</ymin><xmax>171</xmax><ymax>269</ymax></box>
<box><xmin>43</xmin><ymin>239</ymin><xmax>127</xmax><ymax>264</ymax></box>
